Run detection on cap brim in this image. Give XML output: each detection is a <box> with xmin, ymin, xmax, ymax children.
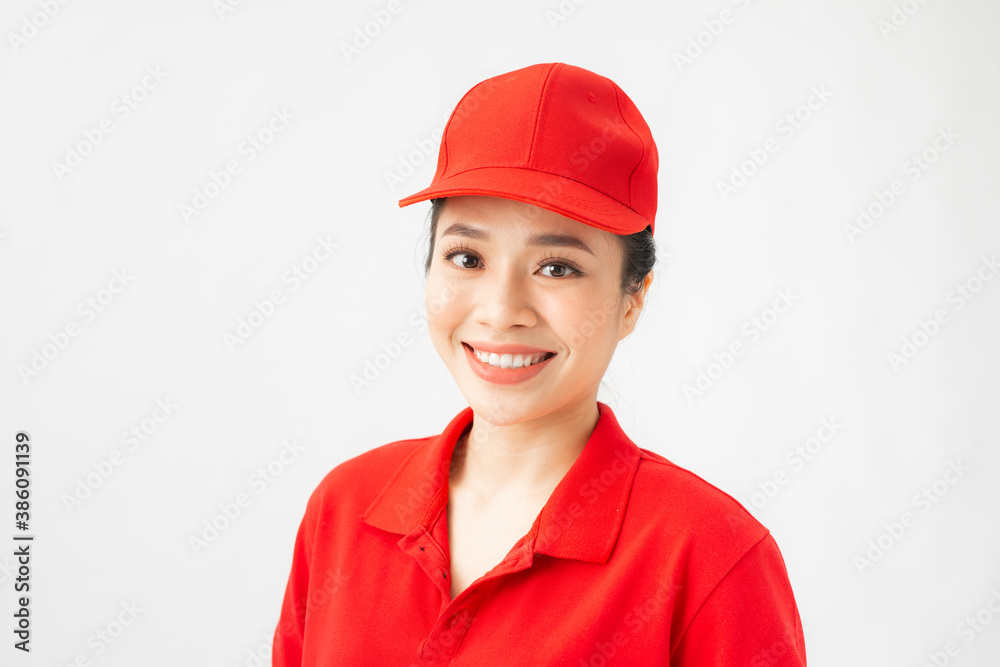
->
<box><xmin>397</xmin><ymin>167</ymin><xmax>652</xmax><ymax>236</ymax></box>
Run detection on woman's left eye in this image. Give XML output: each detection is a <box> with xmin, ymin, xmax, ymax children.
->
<box><xmin>539</xmin><ymin>263</ymin><xmax>577</xmax><ymax>278</ymax></box>
<box><xmin>447</xmin><ymin>252</ymin><xmax>480</xmax><ymax>269</ymax></box>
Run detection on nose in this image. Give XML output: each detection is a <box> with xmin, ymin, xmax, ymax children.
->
<box><xmin>474</xmin><ymin>262</ymin><xmax>538</xmax><ymax>331</ymax></box>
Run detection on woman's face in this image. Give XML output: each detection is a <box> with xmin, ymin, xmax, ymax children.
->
<box><xmin>425</xmin><ymin>195</ymin><xmax>648</xmax><ymax>426</ymax></box>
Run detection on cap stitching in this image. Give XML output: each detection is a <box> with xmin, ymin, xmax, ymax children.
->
<box><xmin>612</xmin><ymin>84</ymin><xmax>647</xmax><ymax>211</ymax></box>
<box><xmin>442</xmin><ymin>163</ymin><xmax>635</xmax><ymax>209</ymax></box>
<box><xmin>441</xmin><ymin>78</ymin><xmax>490</xmax><ymax>177</ymax></box>
<box><xmin>527</xmin><ymin>63</ymin><xmax>560</xmax><ymax>168</ymax></box>
<box><xmin>406</xmin><ymin>187</ymin><xmax>642</xmax><ymax>235</ymax></box>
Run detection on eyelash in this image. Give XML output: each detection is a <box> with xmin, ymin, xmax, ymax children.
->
<box><xmin>441</xmin><ymin>244</ymin><xmax>584</xmax><ymax>278</ymax></box>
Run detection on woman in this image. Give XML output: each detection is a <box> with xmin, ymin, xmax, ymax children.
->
<box><xmin>273</xmin><ymin>62</ymin><xmax>807</xmax><ymax>666</ymax></box>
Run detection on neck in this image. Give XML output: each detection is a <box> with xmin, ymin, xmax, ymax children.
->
<box><xmin>449</xmin><ymin>400</ymin><xmax>600</xmax><ymax>507</ymax></box>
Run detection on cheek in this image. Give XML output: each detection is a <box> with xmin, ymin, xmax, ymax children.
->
<box><xmin>425</xmin><ymin>277</ymin><xmax>466</xmax><ymax>343</ymax></box>
<box><xmin>557</xmin><ymin>296</ymin><xmax>622</xmax><ymax>355</ymax></box>
<box><xmin>425</xmin><ymin>274</ymin><xmax>456</xmax><ymax>319</ymax></box>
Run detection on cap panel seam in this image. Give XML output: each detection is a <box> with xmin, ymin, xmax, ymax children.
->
<box><xmin>440</xmin><ymin>79</ymin><xmax>490</xmax><ymax>177</ymax></box>
<box><xmin>613</xmin><ymin>84</ymin><xmax>646</xmax><ymax>211</ymax></box>
<box><xmin>527</xmin><ymin>63</ymin><xmax>560</xmax><ymax>168</ymax></box>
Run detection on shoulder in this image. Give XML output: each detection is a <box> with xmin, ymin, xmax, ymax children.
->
<box><xmin>622</xmin><ymin>448</ymin><xmax>796</xmax><ymax>643</ymax></box>
<box><xmin>627</xmin><ymin>446</ymin><xmax>770</xmax><ymax>558</ymax></box>
<box><xmin>621</xmin><ymin>449</ymin><xmax>806</xmax><ymax>662</ymax></box>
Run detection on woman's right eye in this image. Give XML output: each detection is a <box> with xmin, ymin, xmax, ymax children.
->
<box><xmin>444</xmin><ymin>250</ymin><xmax>481</xmax><ymax>269</ymax></box>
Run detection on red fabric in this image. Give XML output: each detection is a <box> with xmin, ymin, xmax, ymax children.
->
<box><xmin>397</xmin><ymin>62</ymin><xmax>659</xmax><ymax>237</ymax></box>
<box><xmin>272</xmin><ymin>402</ymin><xmax>806</xmax><ymax>666</ymax></box>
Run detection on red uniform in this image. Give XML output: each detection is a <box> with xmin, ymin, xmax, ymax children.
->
<box><xmin>273</xmin><ymin>401</ymin><xmax>807</xmax><ymax>665</ymax></box>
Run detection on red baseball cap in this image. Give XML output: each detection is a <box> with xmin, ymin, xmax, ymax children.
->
<box><xmin>397</xmin><ymin>62</ymin><xmax>658</xmax><ymax>236</ymax></box>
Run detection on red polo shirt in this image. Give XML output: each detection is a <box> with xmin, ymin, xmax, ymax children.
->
<box><xmin>272</xmin><ymin>401</ymin><xmax>807</xmax><ymax>666</ymax></box>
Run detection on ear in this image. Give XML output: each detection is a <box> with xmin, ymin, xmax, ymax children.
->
<box><xmin>619</xmin><ymin>271</ymin><xmax>652</xmax><ymax>341</ymax></box>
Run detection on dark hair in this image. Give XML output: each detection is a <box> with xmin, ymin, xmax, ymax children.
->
<box><xmin>422</xmin><ymin>197</ymin><xmax>655</xmax><ymax>302</ymax></box>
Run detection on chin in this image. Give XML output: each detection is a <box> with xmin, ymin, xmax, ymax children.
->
<box><xmin>461</xmin><ymin>389</ymin><xmax>540</xmax><ymax>426</ymax></box>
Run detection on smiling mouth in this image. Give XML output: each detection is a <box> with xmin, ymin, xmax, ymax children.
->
<box><xmin>462</xmin><ymin>342</ymin><xmax>556</xmax><ymax>369</ymax></box>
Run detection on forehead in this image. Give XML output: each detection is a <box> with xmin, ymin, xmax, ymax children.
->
<box><xmin>436</xmin><ymin>196</ymin><xmax>613</xmax><ymax>254</ymax></box>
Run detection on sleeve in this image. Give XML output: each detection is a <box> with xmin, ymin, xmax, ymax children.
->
<box><xmin>671</xmin><ymin>533</ymin><xmax>807</xmax><ymax>666</ymax></box>
<box><xmin>272</xmin><ymin>498</ymin><xmax>315</xmax><ymax>667</ymax></box>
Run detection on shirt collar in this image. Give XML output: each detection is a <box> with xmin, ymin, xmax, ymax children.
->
<box><xmin>361</xmin><ymin>401</ymin><xmax>641</xmax><ymax>564</ymax></box>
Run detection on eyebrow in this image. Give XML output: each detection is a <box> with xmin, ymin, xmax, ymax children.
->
<box><xmin>440</xmin><ymin>223</ymin><xmax>595</xmax><ymax>256</ymax></box>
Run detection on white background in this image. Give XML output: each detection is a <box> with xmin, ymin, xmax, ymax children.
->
<box><xmin>1</xmin><ymin>0</ymin><xmax>999</xmax><ymax>665</ymax></box>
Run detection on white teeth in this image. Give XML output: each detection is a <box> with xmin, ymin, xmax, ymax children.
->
<box><xmin>473</xmin><ymin>348</ymin><xmax>552</xmax><ymax>368</ymax></box>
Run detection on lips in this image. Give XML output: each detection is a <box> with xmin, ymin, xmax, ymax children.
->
<box><xmin>462</xmin><ymin>342</ymin><xmax>557</xmax><ymax>385</ymax></box>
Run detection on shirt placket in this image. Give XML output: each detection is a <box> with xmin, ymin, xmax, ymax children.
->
<box><xmin>397</xmin><ymin>507</ymin><xmax>535</xmax><ymax>663</ymax></box>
